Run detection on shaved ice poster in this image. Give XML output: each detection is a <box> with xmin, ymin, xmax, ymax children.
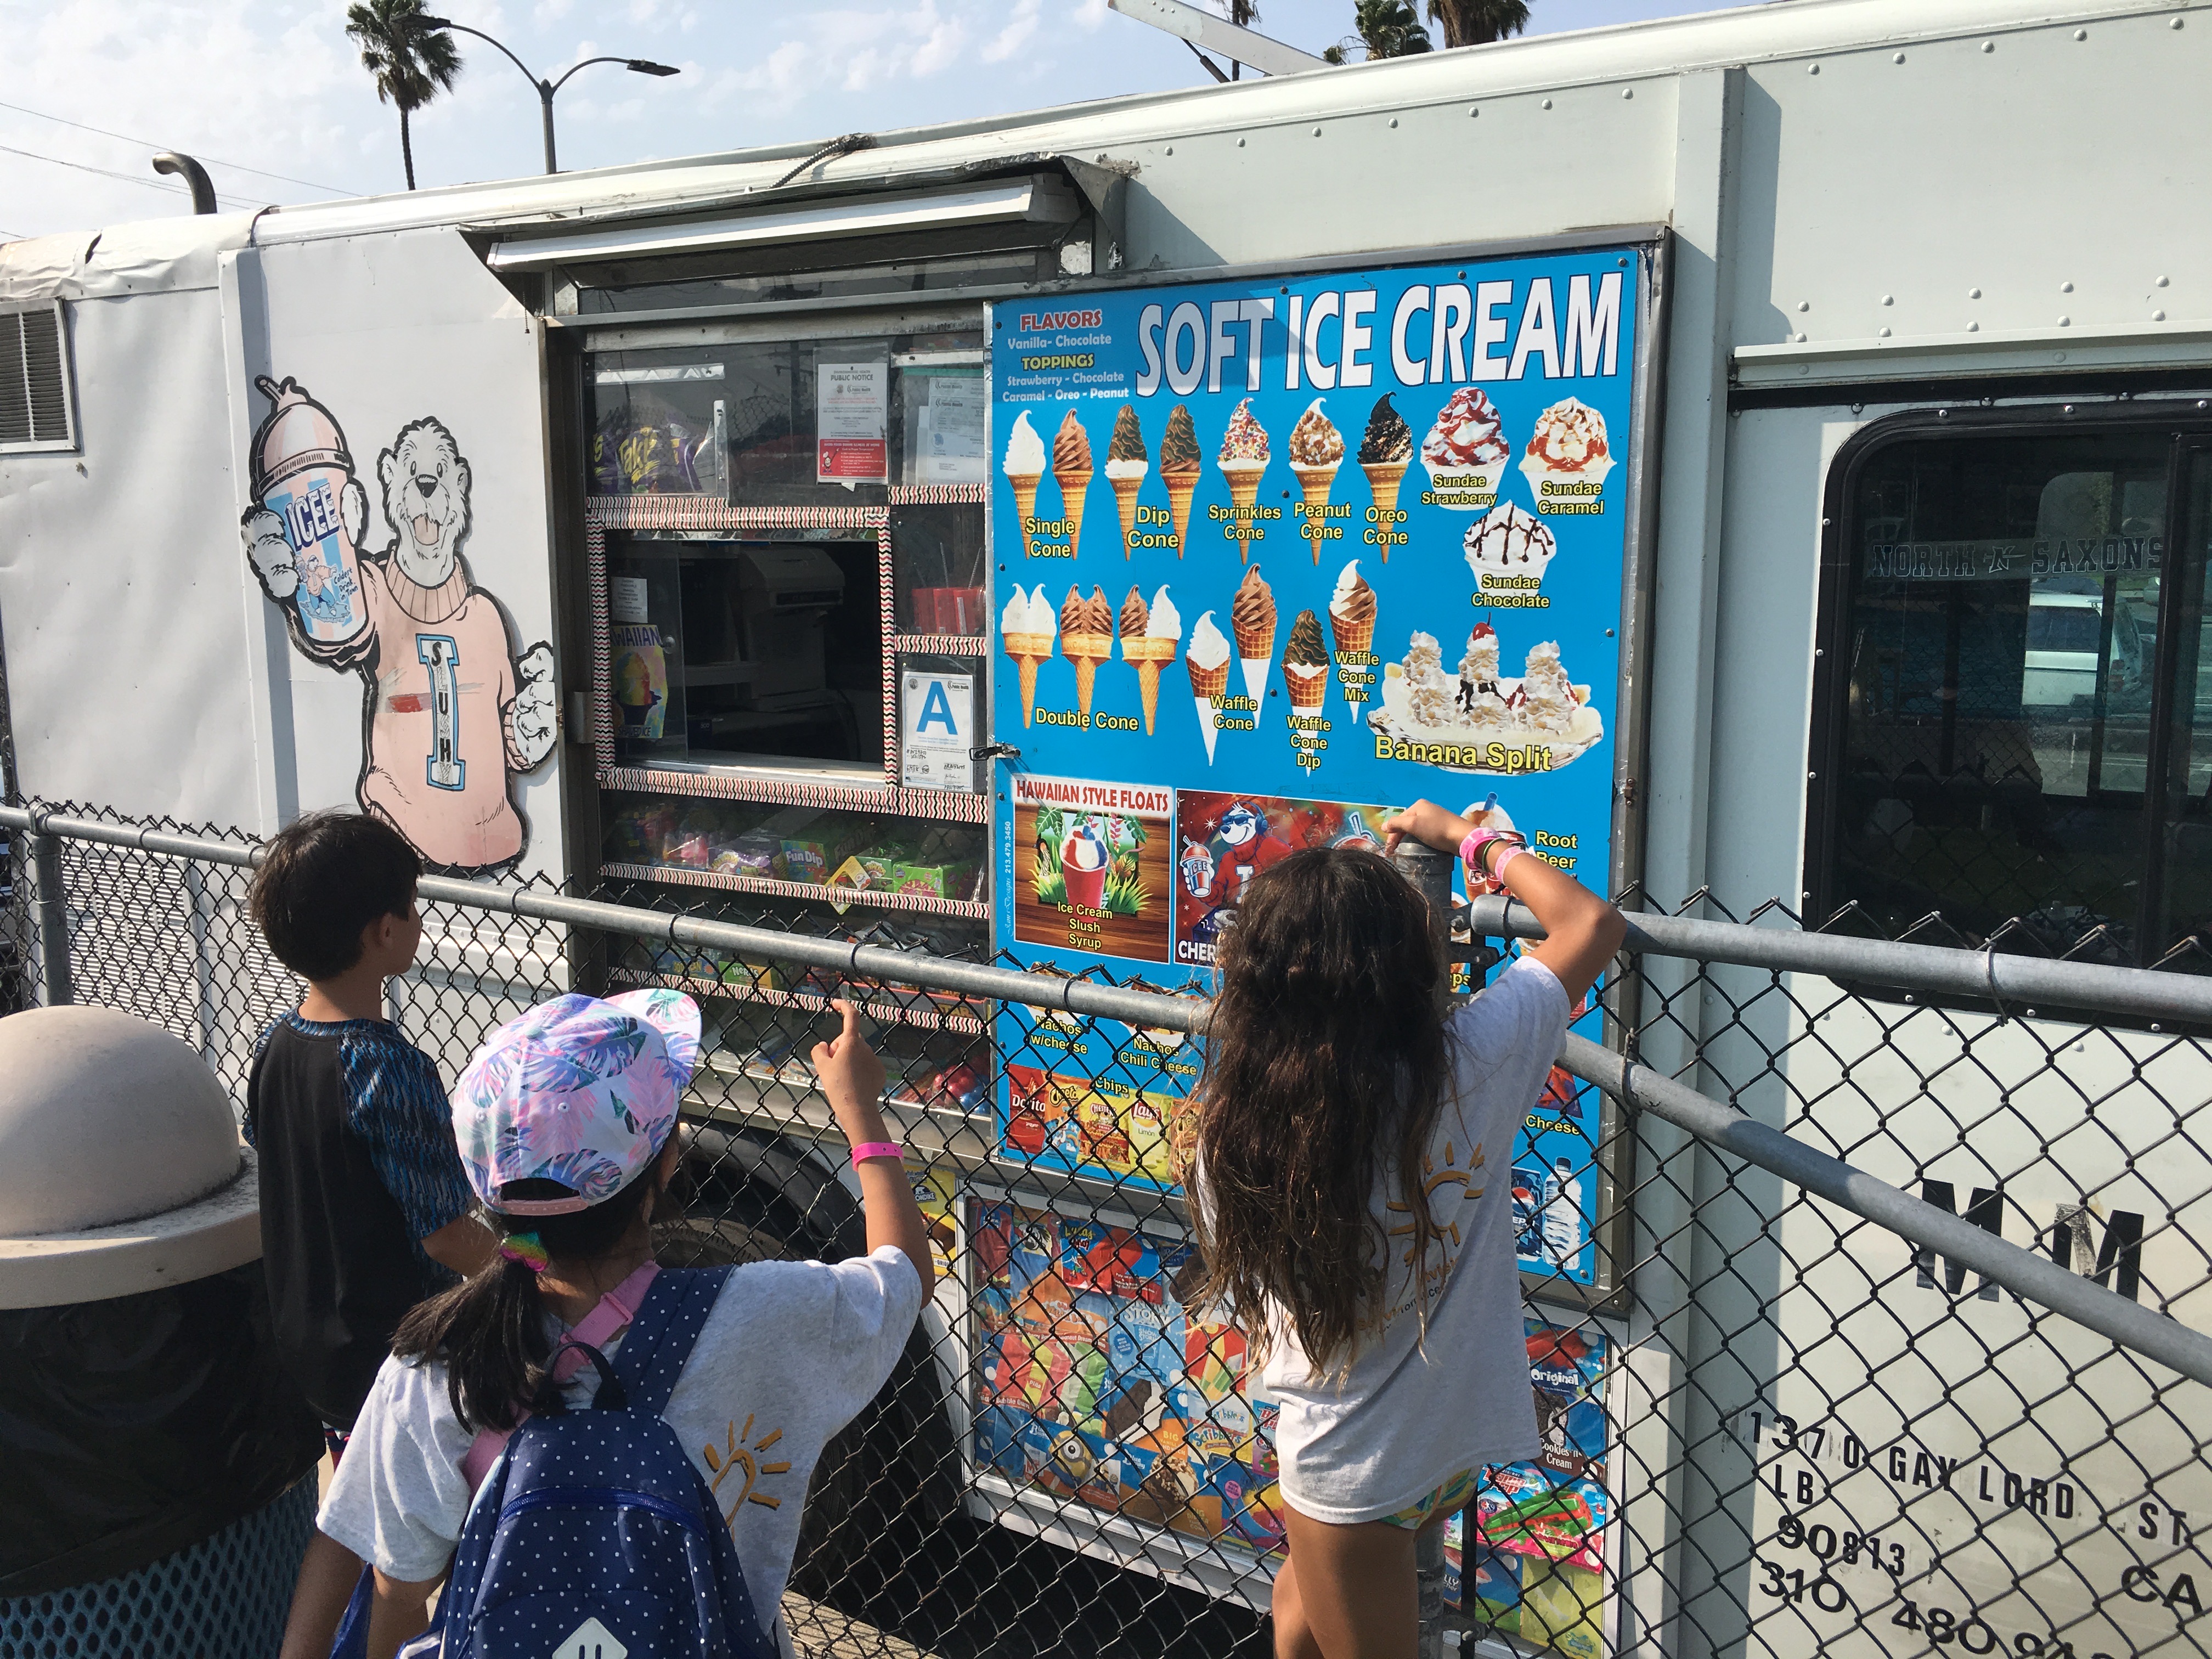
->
<box><xmin>986</xmin><ymin>250</ymin><xmax>1641</xmax><ymax>1217</ymax></box>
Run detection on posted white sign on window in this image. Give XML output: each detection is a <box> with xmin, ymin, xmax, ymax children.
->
<box><xmin>901</xmin><ymin>672</ymin><xmax>976</xmax><ymax>792</ymax></box>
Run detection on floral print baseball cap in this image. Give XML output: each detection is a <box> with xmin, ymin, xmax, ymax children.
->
<box><xmin>452</xmin><ymin>988</ymin><xmax>702</xmax><ymax>1214</ymax></box>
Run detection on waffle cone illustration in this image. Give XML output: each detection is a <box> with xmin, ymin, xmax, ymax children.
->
<box><xmin>1287</xmin><ymin>671</ymin><xmax>1329</xmax><ymax>713</ymax></box>
<box><xmin>1122</xmin><ymin>637</ymin><xmax>1177</xmax><ymax>735</ymax></box>
<box><xmin>1188</xmin><ymin>657</ymin><xmax>1228</xmax><ymax>764</ymax></box>
<box><xmin>1063</xmin><ymin>633</ymin><xmax>1112</xmax><ymax>723</ymax></box>
<box><xmin>1330</xmin><ymin>611</ymin><xmax>1375</xmax><ymax>661</ymax></box>
<box><xmin>1362</xmin><ymin>460</ymin><xmax>1407</xmax><ymax>537</ymax></box>
<box><xmin>1010</xmin><ymin>473</ymin><xmax>1043</xmax><ymax>558</ymax></box>
<box><xmin>1006</xmin><ymin>633</ymin><xmax>1053</xmax><ymax>727</ymax></box>
<box><xmin>1110</xmin><ymin>475</ymin><xmax>1144</xmax><ymax>555</ymax></box>
<box><xmin>1057</xmin><ymin>465</ymin><xmax>1094</xmax><ymax>554</ymax></box>
<box><xmin>1291</xmin><ymin>462</ymin><xmax>1340</xmax><ymax>563</ymax></box>
<box><xmin>1164</xmin><ymin>472</ymin><xmax>1198</xmax><ymax>557</ymax></box>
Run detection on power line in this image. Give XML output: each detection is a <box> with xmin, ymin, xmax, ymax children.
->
<box><xmin>0</xmin><ymin>142</ymin><xmax>262</xmax><ymax>210</ymax></box>
<box><xmin>0</xmin><ymin>97</ymin><xmax>354</xmax><ymax>195</ymax></box>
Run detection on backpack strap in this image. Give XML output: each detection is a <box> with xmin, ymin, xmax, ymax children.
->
<box><xmin>458</xmin><ymin>1261</ymin><xmax>663</xmax><ymax>1492</ymax></box>
<box><xmin>607</xmin><ymin>1265</ymin><xmax>732</xmax><ymax>1420</ymax></box>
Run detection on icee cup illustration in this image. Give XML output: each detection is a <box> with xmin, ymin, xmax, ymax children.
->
<box><xmin>242</xmin><ymin>376</ymin><xmax>370</xmax><ymax>652</ymax></box>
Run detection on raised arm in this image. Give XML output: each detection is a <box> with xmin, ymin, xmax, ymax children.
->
<box><xmin>1383</xmin><ymin>799</ymin><xmax>1627</xmax><ymax>1005</ymax></box>
<box><xmin>811</xmin><ymin>1000</ymin><xmax>935</xmax><ymax>1297</ymax></box>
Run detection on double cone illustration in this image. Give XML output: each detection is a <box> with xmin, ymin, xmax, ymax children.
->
<box><xmin>1063</xmin><ymin>631</ymin><xmax>1113</xmax><ymax>725</ymax></box>
<box><xmin>1123</xmin><ymin>636</ymin><xmax>1177</xmax><ymax>735</ymax></box>
<box><xmin>1007</xmin><ymin>633</ymin><xmax>1053</xmax><ymax>727</ymax></box>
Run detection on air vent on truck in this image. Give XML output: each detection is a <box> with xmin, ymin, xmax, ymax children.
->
<box><xmin>1</xmin><ymin>303</ymin><xmax>73</xmax><ymax>450</ymax></box>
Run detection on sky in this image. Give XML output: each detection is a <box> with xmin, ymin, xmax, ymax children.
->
<box><xmin>0</xmin><ymin>0</ymin><xmax>1760</xmax><ymax>244</ymax></box>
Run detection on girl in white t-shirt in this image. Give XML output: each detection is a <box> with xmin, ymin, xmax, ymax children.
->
<box><xmin>1193</xmin><ymin>800</ymin><xmax>1624</xmax><ymax>1659</ymax></box>
<box><xmin>275</xmin><ymin>991</ymin><xmax>930</xmax><ymax>1659</ymax></box>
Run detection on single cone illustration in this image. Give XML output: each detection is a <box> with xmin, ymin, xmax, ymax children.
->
<box><xmin>1056</xmin><ymin>466</ymin><xmax>1094</xmax><ymax>554</ymax></box>
<box><xmin>1188</xmin><ymin>657</ymin><xmax>1228</xmax><ymax>764</ymax></box>
<box><xmin>1110</xmin><ymin>475</ymin><xmax>1144</xmax><ymax>555</ymax></box>
<box><xmin>1362</xmin><ymin>461</ymin><xmax>1407</xmax><ymax>544</ymax></box>
<box><xmin>1010</xmin><ymin>473</ymin><xmax>1043</xmax><ymax>559</ymax></box>
<box><xmin>1164</xmin><ymin>472</ymin><xmax>1198</xmax><ymax>558</ymax></box>
<box><xmin>1006</xmin><ymin>633</ymin><xmax>1053</xmax><ymax>727</ymax></box>
<box><xmin>1063</xmin><ymin>633</ymin><xmax>1113</xmax><ymax>724</ymax></box>
<box><xmin>1291</xmin><ymin>462</ymin><xmax>1340</xmax><ymax>564</ymax></box>
<box><xmin>1122</xmin><ymin>637</ymin><xmax>1177</xmax><ymax>735</ymax></box>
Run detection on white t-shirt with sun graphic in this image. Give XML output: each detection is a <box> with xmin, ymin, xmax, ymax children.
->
<box><xmin>1251</xmin><ymin>956</ymin><xmax>1566</xmax><ymax>1525</ymax></box>
<box><xmin>320</xmin><ymin>1247</ymin><xmax>922</xmax><ymax>1654</ymax></box>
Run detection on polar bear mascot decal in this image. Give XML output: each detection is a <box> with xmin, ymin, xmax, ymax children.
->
<box><xmin>242</xmin><ymin>375</ymin><xmax>557</xmax><ymax>874</ymax></box>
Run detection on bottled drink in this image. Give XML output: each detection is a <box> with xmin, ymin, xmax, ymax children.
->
<box><xmin>1542</xmin><ymin>1157</ymin><xmax>1583</xmax><ymax>1267</ymax></box>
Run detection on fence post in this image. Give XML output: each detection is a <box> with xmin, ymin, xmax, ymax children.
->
<box><xmin>1415</xmin><ymin>1520</ymin><xmax>1448</xmax><ymax>1658</ymax></box>
<box><xmin>26</xmin><ymin>821</ymin><xmax>72</xmax><ymax>1006</ymax></box>
<box><xmin>1391</xmin><ymin>840</ymin><xmax>1455</xmax><ymax>927</ymax></box>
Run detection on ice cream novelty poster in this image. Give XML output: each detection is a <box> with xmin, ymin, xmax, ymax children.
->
<box><xmin>988</xmin><ymin>249</ymin><xmax>1640</xmax><ymax>1296</ymax></box>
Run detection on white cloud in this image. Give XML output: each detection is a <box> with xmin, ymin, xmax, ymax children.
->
<box><xmin>534</xmin><ymin>0</ymin><xmax>575</xmax><ymax>23</ymax></box>
<box><xmin>1072</xmin><ymin>0</ymin><xmax>1110</xmax><ymax>29</ymax></box>
<box><xmin>982</xmin><ymin>0</ymin><xmax>1042</xmax><ymax>63</ymax></box>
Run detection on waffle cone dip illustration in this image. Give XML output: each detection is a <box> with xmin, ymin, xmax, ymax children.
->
<box><xmin>1106</xmin><ymin>406</ymin><xmax>1149</xmax><ymax>557</ymax></box>
<box><xmin>1283</xmin><ymin>609</ymin><xmax>1330</xmax><ymax>714</ymax></box>
<box><xmin>1357</xmin><ymin>394</ymin><xmax>1414</xmax><ymax>551</ymax></box>
<box><xmin>1231</xmin><ymin>564</ymin><xmax>1276</xmax><ymax>707</ymax></box>
<box><xmin>1120</xmin><ymin>584</ymin><xmax>1181</xmax><ymax>736</ymax></box>
<box><xmin>1004</xmin><ymin>409</ymin><xmax>1047</xmax><ymax>561</ymax></box>
<box><xmin>1001</xmin><ymin>583</ymin><xmax>1056</xmax><ymax>729</ymax></box>
<box><xmin>1288</xmin><ymin>399</ymin><xmax>1345</xmax><ymax>566</ymax></box>
<box><xmin>1160</xmin><ymin>403</ymin><xmax>1200</xmax><ymax>558</ymax></box>
<box><xmin>1059</xmin><ymin>584</ymin><xmax>1114</xmax><ymax>725</ymax></box>
<box><xmin>1053</xmin><ymin>410</ymin><xmax>1093</xmax><ymax>555</ymax></box>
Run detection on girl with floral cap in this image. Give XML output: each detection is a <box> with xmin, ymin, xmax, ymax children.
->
<box><xmin>276</xmin><ymin>990</ymin><xmax>931</xmax><ymax>1659</ymax></box>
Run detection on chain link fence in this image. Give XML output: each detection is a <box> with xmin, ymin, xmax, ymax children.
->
<box><xmin>4</xmin><ymin>799</ymin><xmax>2208</xmax><ymax>1659</ymax></box>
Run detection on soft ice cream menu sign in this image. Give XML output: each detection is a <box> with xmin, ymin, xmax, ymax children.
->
<box><xmin>988</xmin><ymin>252</ymin><xmax>1639</xmax><ymax>1284</ymax></box>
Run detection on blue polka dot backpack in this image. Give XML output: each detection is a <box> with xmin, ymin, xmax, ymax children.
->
<box><xmin>427</xmin><ymin>1266</ymin><xmax>776</xmax><ymax>1659</ymax></box>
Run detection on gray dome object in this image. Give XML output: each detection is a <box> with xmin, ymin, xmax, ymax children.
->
<box><xmin>0</xmin><ymin>1006</ymin><xmax>258</xmax><ymax>1308</ymax></box>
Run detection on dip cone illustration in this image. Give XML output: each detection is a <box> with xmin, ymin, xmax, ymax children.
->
<box><xmin>1283</xmin><ymin>609</ymin><xmax>1330</xmax><ymax>714</ymax></box>
<box><xmin>1217</xmin><ymin>398</ymin><xmax>1269</xmax><ymax>561</ymax></box>
<box><xmin>1120</xmin><ymin>584</ymin><xmax>1181</xmax><ymax>737</ymax></box>
<box><xmin>1004</xmin><ymin>409</ymin><xmax>1047</xmax><ymax>561</ymax></box>
<box><xmin>1052</xmin><ymin>410</ymin><xmax>1094</xmax><ymax>556</ymax></box>
<box><xmin>1357</xmin><ymin>393</ymin><xmax>1414</xmax><ymax>552</ymax></box>
<box><xmin>1231</xmin><ymin>565</ymin><xmax>1276</xmax><ymax>707</ymax></box>
<box><xmin>1002</xmin><ymin>583</ymin><xmax>1056</xmax><ymax>729</ymax></box>
<box><xmin>1288</xmin><ymin>399</ymin><xmax>1345</xmax><ymax>566</ymax></box>
<box><xmin>1107</xmin><ymin>405</ymin><xmax>1149</xmax><ymax>557</ymax></box>
<box><xmin>1059</xmin><ymin>584</ymin><xmax>1114</xmax><ymax>726</ymax></box>
<box><xmin>1187</xmin><ymin>611</ymin><xmax>1230</xmax><ymax>765</ymax></box>
<box><xmin>1160</xmin><ymin>403</ymin><xmax>1201</xmax><ymax>558</ymax></box>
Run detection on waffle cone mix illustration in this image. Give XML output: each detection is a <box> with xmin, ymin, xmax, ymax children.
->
<box><xmin>1006</xmin><ymin>631</ymin><xmax>1052</xmax><ymax>726</ymax></box>
<box><xmin>1056</xmin><ymin>465</ymin><xmax>1093</xmax><ymax>554</ymax></box>
<box><xmin>1331</xmin><ymin>614</ymin><xmax>1375</xmax><ymax>659</ymax></box>
<box><xmin>1063</xmin><ymin>632</ymin><xmax>1113</xmax><ymax>724</ymax></box>
<box><xmin>1110</xmin><ymin>475</ymin><xmax>1144</xmax><ymax>554</ymax></box>
<box><xmin>1164</xmin><ymin>472</ymin><xmax>1198</xmax><ymax>557</ymax></box>
<box><xmin>1292</xmin><ymin>462</ymin><xmax>1340</xmax><ymax>563</ymax></box>
<box><xmin>1010</xmin><ymin>473</ymin><xmax>1042</xmax><ymax>558</ymax></box>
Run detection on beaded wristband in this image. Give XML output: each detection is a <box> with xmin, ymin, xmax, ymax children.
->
<box><xmin>850</xmin><ymin>1141</ymin><xmax>905</xmax><ymax>1168</ymax></box>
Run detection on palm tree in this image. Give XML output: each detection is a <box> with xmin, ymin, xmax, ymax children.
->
<box><xmin>1324</xmin><ymin>0</ymin><xmax>1435</xmax><ymax>61</ymax></box>
<box><xmin>1428</xmin><ymin>0</ymin><xmax>1532</xmax><ymax>47</ymax></box>
<box><xmin>345</xmin><ymin>0</ymin><xmax>462</xmax><ymax>191</ymax></box>
<box><xmin>1226</xmin><ymin>0</ymin><xmax>1259</xmax><ymax>78</ymax></box>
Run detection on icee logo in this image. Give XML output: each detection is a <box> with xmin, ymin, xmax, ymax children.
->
<box><xmin>553</xmin><ymin>1618</ymin><xmax>626</xmax><ymax>1658</ymax></box>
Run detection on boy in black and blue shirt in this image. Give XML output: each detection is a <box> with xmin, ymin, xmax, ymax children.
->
<box><xmin>242</xmin><ymin>810</ymin><xmax>494</xmax><ymax>1438</ymax></box>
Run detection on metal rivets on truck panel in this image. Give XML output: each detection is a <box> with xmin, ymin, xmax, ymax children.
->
<box><xmin>1542</xmin><ymin>98</ymin><xmax>1553</xmax><ymax>110</ymax></box>
<box><xmin>1808</xmin><ymin>63</ymin><xmax>1820</xmax><ymax>75</ymax></box>
<box><xmin>2158</xmin><ymin>275</ymin><xmax>2171</xmax><ymax>286</ymax></box>
<box><xmin>2061</xmin><ymin>281</ymin><xmax>2074</xmax><ymax>293</ymax></box>
<box><xmin>1882</xmin><ymin>295</ymin><xmax>1894</xmax><ymax>306</ymax></box>
<box><xmin>1894</xmin><ymin>51</ymin><xmax>1906</xmax><ymax>63</ymax></box>
<box><xmin>1797</xmin><ymin>300</ymin><xmax>1810</xmax><ymax>312</ymax></box>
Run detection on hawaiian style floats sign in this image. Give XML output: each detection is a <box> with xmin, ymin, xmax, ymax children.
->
<box><xmin>987</xmin><ymin>250</ymin><xmax>1643</xmax><ymax>1297</ymax></box>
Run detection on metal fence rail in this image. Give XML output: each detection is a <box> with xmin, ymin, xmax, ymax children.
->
<box><xmin>5</xmin><ymin>800</ymin><xmax>2208</xmax><ymax>1659</ymax></box>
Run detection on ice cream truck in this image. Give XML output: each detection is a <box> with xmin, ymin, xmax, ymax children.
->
<box><xmin>4</xmin><ymin>2</ymin><xmax>2209</xmax><ymax>1653</ymax></box>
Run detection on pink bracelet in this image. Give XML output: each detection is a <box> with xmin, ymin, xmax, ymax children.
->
<box><xmin>1489</xmin><ymin>847</ymin><xmax>1525</xmax><ymax>885</ymax></box>
<box><xmin>850</xmin><ymin>1142</ymin><xmax>904</xmax><ymax>1168</ymax></box>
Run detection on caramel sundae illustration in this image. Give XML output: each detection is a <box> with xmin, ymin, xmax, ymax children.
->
<box><xmin>1001</xmin><ymin>583</ymin><xmax>1058</xmax><ymax>727</ymax></box>
<box><xmin>1003</xmin><ymin>410</ymin><xmax>1047</xmax><ymax>558</ymax></box>
<box><xmin>1372</xmin><ymin>626</ymin><xmax>1604</xmax><ymax>772</ymax></box>
<box><xmin>1105</xmin><ymin>405</ymin><xmax>1149</xmax><ymax>555</ymax></box>
<box><xmin>1283</xmin><ymin>610</ymin><xmax>1330</xmax><ymax>715</ymax></box>
<box><xmin>1187</xmin><ymin>611</ymin><xmax>1231</xmax><ymax>764</ymax></box>
<box><xmin>1464</xmin><ymin>501</ymin><xmax>1558</xmax><ymax>590</ymax></box>
<box><xmin>1288</xmin><ymin>398</ymin><xmax>1343</xmax><ymax>562</ymax></box>
<box><xmin>1358</xmin><ymin>393</ymin><xmax>1413</xmax><ymax>526</ymax></box>
<box><xmin>1161</xmin><ymin>404</ymin><xmax>1201</xmax><ymax>558</ymax></box>
<box><xmin>1120</xmin><ymin>584</ymin><xmax>1182</xmax><ymax>736</ymax></box>
<box><xmin>1053</xmin><ymin>410</ymin><xmax>1094</xmax><ymax>554</ymax></box>
<box><xmin>1520</xmin><ymin>397</ymin><xmax>1613</xmax><ymax>506</ymax></box>
<box><xmin>1231</xmin><ymin>564</ymin><xmax>1276</xmax><ymax>706</ymax></box>
<box><xmin>1421</xmin><ymin>387</ymin><xmax>1511</xmax><ymax>509</ymax></box>
<box><xmin>1217</xmin><ymin>398</ymin><xmax>1270</xmax><ymax>544</ymax></box>
<box><xmin>1329</xmin><ymin>559</ymin><xmax>1376</xmax><ymax>723</ymax></box>
<box><xmin>1059</xmin><ymin>583</ymin><xmax>1115</xmax><ymax>725</ymax></box>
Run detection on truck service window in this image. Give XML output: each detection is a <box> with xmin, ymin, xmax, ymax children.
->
<box><xmin>1818</xmin><ymin>424</ymin><xmax>2212</xmax><ymax>969</ymax></box>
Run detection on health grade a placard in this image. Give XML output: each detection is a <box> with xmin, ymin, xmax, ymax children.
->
<box><xmin>990</xmin><ymin>250</ymin><xmax>1637</xmax><ymax>809</ymax></box>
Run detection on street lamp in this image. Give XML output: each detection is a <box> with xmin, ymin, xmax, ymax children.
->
<box><xmin>415</xmin><ymin>16</ymin><xmax>679</xmax><ymax>175</ymax></box>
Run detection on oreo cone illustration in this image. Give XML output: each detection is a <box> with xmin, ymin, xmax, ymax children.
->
<box><xmin>1001</xmin><ymin>583</ymin><xmax>1057</xmax><ymax>728</ymax></box>
<box><xmin>1106</xmin><ymin>406</ymin><xmax>1149</xmax><ymax>557</ymax></box>
<box><xmin>1231</xmin><ymin>565</ymin><xmax>1276</xmax><ymax>707</ymax></box>
<box><xmin>1187</xmin><ymin>611</ymin><xmax>1230</xmax><ymax>765</ymax></box>
<box><xmin>1053</xmin><ymin>411</ymin><xmax>1094</xmax><ymax>555</ymax></box>
<box><xmin>1357</xmin><ymin>393</ymin><xmax>1414</xmax><ymax>549</ymax></box>
<box><xmin>1217</xmin><ymin>398</ymin><xmax>1270</xmax><ymax>560</ymax></box>
<box><xmin>1288</xmin><ymin>398</ymin><xmax>1345</xmax><ymax>566</ymax></box>
<box><xmin>1004</xmin><ymin>410</ymin><xmax>1047</xmax><ymax>560</ymax></box>
<box><xmin>1059</xmin><ymin>584</ymin><xmax>1114</xmax><ymax>726</ymax></box>
<box><xmin>1120</xmin><ymin>584</ymin><xmax>1181</xmax><ymax>737</ymax></box>
<box><xmin>1160</xmin><ymin>403</ymin><xmax>1200</xmax><ymax>558</ymax></box>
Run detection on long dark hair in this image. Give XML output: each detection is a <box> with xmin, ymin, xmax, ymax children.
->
<box><xmin>391</xmin><ymin>1167</ymin><xmax>667</xmax><ymax>1432</ymax></box>
<box><xmin>1193</xmin><ymin>847</ymin><xmax>1454</xmax><ymax>1376</ymax></box>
